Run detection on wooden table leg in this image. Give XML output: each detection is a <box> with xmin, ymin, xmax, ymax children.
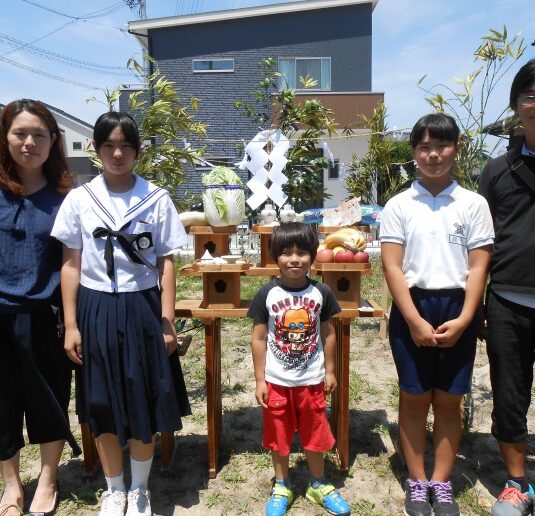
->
<box><xmin>80</xmin><ymin>422</ymin><xmax>99</xmax><ymax>477</ymax></box>
<box><xmin>331</xmin><ymin>318</ymin><xmax>351</xmax><ymax>471</ymax></box>
<box><xmin>205</xmin><ymin>318</ymin><xmax>222</xmax><ymax>478</ymax></box>
<box><xmin>160</xmin><ymin>432</ymin><xmax>175</xmax><ymax>470</ymax></box>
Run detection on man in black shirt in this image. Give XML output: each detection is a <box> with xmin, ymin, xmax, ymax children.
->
<box><xmin>478</xmin><ymin>59</ymin><xmax>535</xmax><ymax>516</ymax></box>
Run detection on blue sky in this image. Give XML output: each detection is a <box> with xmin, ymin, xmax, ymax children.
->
<box><xmin>1</xmin><ymin>0</ymin><xmax>534</xmax><ymax>140</ymax></box>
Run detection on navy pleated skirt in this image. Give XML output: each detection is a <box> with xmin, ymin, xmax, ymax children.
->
<box><xmin>77</xmin><ymin>285</ymin><xmax>190</xmax><ymax>446</ymax></box>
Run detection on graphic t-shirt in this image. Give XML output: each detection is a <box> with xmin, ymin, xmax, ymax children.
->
<box><xmin>247</xmin><ymin>278</ymin><xmax>341</xmax><ymax>387</ymax></box>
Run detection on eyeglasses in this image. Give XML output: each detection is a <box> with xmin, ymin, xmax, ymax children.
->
<box><xmin>518</xmin><ymin>95</ymin><xmax>535</xmax><ymax>107</ymax></box>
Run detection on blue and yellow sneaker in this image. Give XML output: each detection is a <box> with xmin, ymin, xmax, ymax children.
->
<box><xmin>306</xmin><ymin>481</ymin><xmax>351</xmax><ymax>515</ymax></box>
<box><xmin>266</xmin><ymin>483</ymin><xmax>294</xmax><ymax>516</ymax></box>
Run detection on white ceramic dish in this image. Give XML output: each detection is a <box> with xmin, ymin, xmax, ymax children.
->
<box><xmin>221</xmin><ymin>255</ymin><xmax>241</xmax><ymax>264</ymax></box>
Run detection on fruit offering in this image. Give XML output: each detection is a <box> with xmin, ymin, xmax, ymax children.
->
<box><xmin>316</xmin><ymin>228</ymin><xmax>369</xmax><ymax>263</ymax></box>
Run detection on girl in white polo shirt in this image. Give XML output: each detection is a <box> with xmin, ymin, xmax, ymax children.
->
<box><xmin>380</xmin><ymin>113</ymin><xmax>494</xmax><ymax>516</ymax></box>
<box><xmin>51</xmin><ymin>112</ymin><xmax>190</xmax><ymax>516</ymax></box>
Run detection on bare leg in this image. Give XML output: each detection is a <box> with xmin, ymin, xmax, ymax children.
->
<box><xmin>498</xmin><ymin>441</ymin><xmax>527</xmax><ymax>479</ymax></box>
<box><xmin>305</xmin><ymin>450</ymin><xmax>324</xmax><ymax>479</ymax></box>
<box><xmin>129</xmin><ymin>437</ymin><xmax>155</xmax><ymax>461</ymax></box>
<box><xmin>95</xmin><ymin>434</ymin><xmax>124</xmax><ymax>478</ymax></box>
<box><xmin>430</xmin><ymin>389</ymin><xmax>463</xmax><ymax>482</ymax></box>
<box><xmin>271</xmin><ymin>451</ymin><xmax>289</xmax><ymax>481</ymax></box>
<box><xmin>0</xmin><ymin>452</ymin><xmax>23</xmax><ymax>516</ymax></box>
<box><xmin>28</xmin><ymin>440</ymin><xmax>65</xmax><ymax>512</ymax></box>
<box><xmin>399</xmin><ymin>390</ymin><xmax>432</xmax><ymax>480</ymax></box>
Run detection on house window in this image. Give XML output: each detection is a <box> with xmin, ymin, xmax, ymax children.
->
<box><xmin>328</xmin><ymin>160</ymin><xmax>340</xmax><ymax>180</ymax></box>
<box><xmin>73</xmin><ymin>141</ymin><xmax>82</xmax><ymax>151</ymax></box>
<box><xmin>193</xmin><ymin>59</ymin><xmax>234</xmax><ymax>73</ymax></box>
<box><xmin>279</xmin><ymin>58</ymin><xmax>331</xmax><ymax>90</ymax></box>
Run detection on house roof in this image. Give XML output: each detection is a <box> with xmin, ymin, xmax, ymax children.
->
<box><xmin>0</xmin><ymin>101</ymin><xmax>93</xmax><ymax>130</ymax></box>
<box><xmin>128</xmin><ymin>0</ymin><xmax>379</xmax><ymax>48</ymax></box>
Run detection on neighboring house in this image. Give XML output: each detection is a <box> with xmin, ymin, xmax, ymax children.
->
<box><xmin>126</xmin><ymin>0</ymin><xmax>383</xmax><ymax>209</ymax></box>
<box><xmin>0</xmin><ymin>101</ymin><xmax>98</xmax><ymax>184</ymax></box>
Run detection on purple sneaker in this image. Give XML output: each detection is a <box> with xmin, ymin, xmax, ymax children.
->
<box><xmin>404</xmin><ymin>479</ymin><xmax>432</xmax><ymax>516</ymax></box>
<box><xmin>429</xmin><ymin>481</ymin><xmax>460</xmax><ymax>516</ymax></box>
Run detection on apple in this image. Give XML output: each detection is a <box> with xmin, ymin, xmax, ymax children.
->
<box><xmin>316</xmin><ymin>248</ymin><xmax>335</xmax><ymax>263</ymax></box>
<box><xmin>353</xmin><ymin>251</ymin><xmax>370</xmax><ymax>263</ymax></box>
<box><xmin>335</xmin><ymin>249</ymin><xmax>355</xmax><ymax>263</ymax></box>
<box><xmin>317</xmin><ymin>243</ymin><xmax>327</xmax><ymax>251</ymax></box>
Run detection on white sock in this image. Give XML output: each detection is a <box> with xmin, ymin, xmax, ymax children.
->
<box><xmin>105</xmin><ymin>472</ymin><xmax>126</xmax><ymax>493</ymax></box>
<box><xmin>130</xmin><ymin>456</ymin><xmax>153</xmax><ymax>491</ymax></box>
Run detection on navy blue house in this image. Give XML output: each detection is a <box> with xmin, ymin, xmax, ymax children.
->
<box><xmin>125</xmin><ymin>0</ymin><xmax>383</xmax><ymax>208</ymax></box>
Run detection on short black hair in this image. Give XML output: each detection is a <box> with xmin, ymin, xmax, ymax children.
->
<box><xmin>270</xmin><ymin>222</ymin><xmax>319</xmax><ymax>262</ymax></box>
<box><xmin>93</xmin><ymin>111</ymin><xmax>141</xmax><ymax>157</ymax></box>
<box><xmin>510</xmin><ymin>59</ymin><xmax>535</xmax><ymax>110</ymax></box>
<box><xmin>410</xmin><ymin>113</ymin><xmax>460</xmax><ymax>148</ymax></box>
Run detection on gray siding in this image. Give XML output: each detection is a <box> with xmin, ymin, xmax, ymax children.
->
<box><xmin>131</xmin><ymin>4</ymin><xmax>372</xmax><ymax>202</ymax></box>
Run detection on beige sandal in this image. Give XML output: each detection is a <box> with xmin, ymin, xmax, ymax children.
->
<box><xmin>0</xmin><ymin>504</ymin><xmax>23</xmax><ymax>516</ymax></box>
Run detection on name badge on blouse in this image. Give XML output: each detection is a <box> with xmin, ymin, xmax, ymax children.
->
<box><xmin>133</xmin><ymin>232</ymin><xmax>153</xmax><ymax>251</ymax></box>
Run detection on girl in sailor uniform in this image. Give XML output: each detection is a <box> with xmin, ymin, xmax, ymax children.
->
<box><xmin>51</xmin><ymin>112</ymin><xmax>190</xmax><ymax>516</ymax></box>
<box><xmin>0</xmin><ymin>99</ymin><xmax>79</xmax><ymax>516</ymax></box>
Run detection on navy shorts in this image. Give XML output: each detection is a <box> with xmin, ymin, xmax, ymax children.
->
<box><xmin>389</xmin><ymin>287</ymin><xmax>478</xmax><ymax>395</ymax></box>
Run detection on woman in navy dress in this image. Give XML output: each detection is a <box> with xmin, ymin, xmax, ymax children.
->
<box><xmin>0</xmin><ymin>99</ymin><xmax>79</xmax><ymax>516</ymax></box>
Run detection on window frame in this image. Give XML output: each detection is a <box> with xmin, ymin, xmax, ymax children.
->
<box><xmin>192</xmin><ymin>58</ymin><xmax>235</xmax><ymax>74</ymax></box>
<box><xmin>278</xmin><ymin>57</ymin><xmax>331</xmax><ymax>91</ymax></box>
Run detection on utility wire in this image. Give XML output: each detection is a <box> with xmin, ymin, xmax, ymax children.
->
<box><xmin>0</xmin><ymin>55</ymin><xmax>103</xmax><ymax>89</ymax></box>
<box><xmin>0</xmin><ymin>21</ymin><xmax>74</xmax><ymax>58</ymax></box>
<box><xmin>20</xmin><ymin>0</ymin><xmax>126</xmax><ymax>20</ymax></box>
<box><xmin>0</xmin><ymin>32</ymin><xmax>136</xmax><ymax>75</ymax></box>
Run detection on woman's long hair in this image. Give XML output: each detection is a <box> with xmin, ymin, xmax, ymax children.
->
<box><xmin>0</xmin><ymin>99</ymin><xmax>73</xmax><ymax>195</ymax></box>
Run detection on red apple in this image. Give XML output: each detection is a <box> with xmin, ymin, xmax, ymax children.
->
<box><xmin>335</xmin><ymin>249</ymin><xmax>355</xmax><ymax>263</ymax></box>
<box><xmin>316</xmin><ymin>248</ymin><xmax>335</xmax><ymax>263</ymax></box>
<box><xmin>353</xmin><ymin>251</ymin><xmax>369</xmax><ymax>263</ymax></box>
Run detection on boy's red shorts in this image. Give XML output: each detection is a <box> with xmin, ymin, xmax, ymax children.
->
<box><xmin>262</xmin><ymin>381</ymin><xmax>335</xmax><ymax>456</ymax></box>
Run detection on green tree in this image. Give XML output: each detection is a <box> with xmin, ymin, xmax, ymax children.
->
<box><xmin>345</xmin><ymin>103</ymin><xmax>415</xmax><ymax>206</ymax></box>
<box><xmin>418</xmin><ymin>26</ymin><xmax>525</xmax><ymax>190</ymax></box>
<box><xmin>88</xmin><ymin>57</ymin><xmax>207</xmax><ymax>209</ymax></box>
<box><xmin>235</xmin><ymin>58</ymin><xmax>337</xmax><ymax>212</ymax></box>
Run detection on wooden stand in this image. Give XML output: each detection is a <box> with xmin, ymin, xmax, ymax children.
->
<box><xmin>312</xmin><ymin>262</ymin><xmax>371</xmax><ymax>309</ymax></box>
<box><xmin>192</xmin><ymin>262</ymin><xmax>250</xmax><ymax>309</ymax></box>
<box><xmin>251</xmin><ymin>224</ymin><xmax>277</xmax><ymax>267</ymax></box>
<box><xmin>188</xmin><ymin>225</ymin><xmax>237</xmax><ymax>260</ymax></box>
<box><xmin>169</xmin><ymin>226</ymin><xmax>383</xmax><ymax>478</ymax></box>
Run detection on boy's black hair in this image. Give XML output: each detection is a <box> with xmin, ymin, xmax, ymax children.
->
<box><xmin>510</xmin><ymin>59</ymin><xmax>535</xmax><ymax>110</ymax></box>
<box><xmin>410</xmin><ymin>113</ymin><xmax>460</xmax><ymax>148</ymax></box>
<box><xmin>270</xmin><ymin>222</ymin><xmax>319</xmax><ymax>262</ymax></box>
<box><xmin>93</xmin><ymin>111</ymin><xmax>141</xmax><ymax>157</ymax></box>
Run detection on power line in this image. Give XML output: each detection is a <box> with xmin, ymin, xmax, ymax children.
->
<box><xmin>0</xmin><ymin>55</ymin><xmax>103</xmax><ymax>90</ymax></box>
<box><xmin>0</xmin><ymin>32</ymin><xmax>137</xmax><ymax>76</ymax></box>
<box><xmin>20</xmin><ymin>0</ymin><xmax>126</xmax><ymax>20</ymax></box>
<box><xmin>0</xmin><ymin>21</ymin><xmax>74</xmax><ymax>58</ymax></box>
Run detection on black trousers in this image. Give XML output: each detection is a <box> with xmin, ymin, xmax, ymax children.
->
<box><xmin>0</xmin><ymin>306</ymin><xmax>81</xmax><ymax>460</ymax></box>
<box><xmin>486</xmin><ymin>289</ymin><xmax>535</xmax><ymax>443</ymax></box>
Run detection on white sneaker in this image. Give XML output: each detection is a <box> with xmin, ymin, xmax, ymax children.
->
<box><xmin>99</xmin><ymin>489</ymin><xmax>127</xmax><ymax>516</ymax></box>
<box><xmin>125</xmin><ymin>488</ymin><xmax>152</xmax><ymax>516</ymax></box>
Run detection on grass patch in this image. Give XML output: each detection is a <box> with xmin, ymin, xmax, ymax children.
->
<box><xmin>457</xmin><ymin>485</ymin><xmax>491</xmax><ymax>515</ymax></box>
<box><xmin>351</xmin><ymin>499</ymin><xmax>389</xmax><ymax>516</ymax></box>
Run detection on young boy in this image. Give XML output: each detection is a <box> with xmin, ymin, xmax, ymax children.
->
<box><xmin>478</xmin><ymin>59</ymin><xmax>535</xmax><ymax>516</ymax></box>
<box><xmin>247</xmin><ymin>222</ymin><xmax>351</xmax><ymax>516</ymax></box>
<box><xmin>381</xmin><ymin>113</ymin><xmax>493</xmax><ymax>516</ymax></box>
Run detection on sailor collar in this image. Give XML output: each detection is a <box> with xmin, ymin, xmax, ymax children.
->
<box><xmin>82</xmin><ymin>174</ymin><xmax>167</xmax><ymax>230</ymax></box>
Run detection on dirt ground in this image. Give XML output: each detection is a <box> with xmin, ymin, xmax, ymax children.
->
<box><xmin>11</xmin><ymin>317</ymin><xmax>535</xmax><ymax>515</ymax></box>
